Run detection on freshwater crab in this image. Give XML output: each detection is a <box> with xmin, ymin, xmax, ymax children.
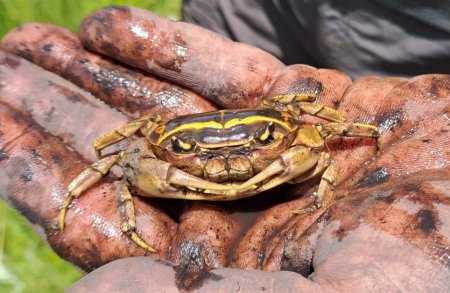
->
<box><xmin>59</xmin><ymin>82</ymin><xmax>380</xmax><ymax>252</ymax></box>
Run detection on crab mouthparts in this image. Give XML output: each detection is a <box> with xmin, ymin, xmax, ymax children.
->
<box><xmin>202</xmin><ymin>153</ymin><xmax>253</xmax><ymax>183</ymax></box>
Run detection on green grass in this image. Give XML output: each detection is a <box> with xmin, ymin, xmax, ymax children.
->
<box><xmin>0</xmin><ymin>1</ymin><xmax>181</xmax><ymax>292</ymax></box>
<box><xmin>0</xmin><ymin>0</ymin><xmax>182</xmax><ymax>37</ymax></box>
<box><xmin>0</xmin><ymin>198</ymin><xmax>82</xmax><ymax>293</ymax></box>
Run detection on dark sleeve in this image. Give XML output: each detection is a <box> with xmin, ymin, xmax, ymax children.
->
<box><xmin>182</xmin><ymin>0</ymin><xmax>320</xmax><ymax>67</ymax></box>
<box><xmin>182</xmin><ymin>0</ymin><xmax>450</xmax><ymax>78</ymax></box>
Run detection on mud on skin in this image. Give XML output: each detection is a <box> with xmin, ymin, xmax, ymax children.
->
<box><xmin>0</xmin><ymin>103</ymin><xmax>177</xmax><ymax>271</ymax></box>
<box><xmin>1</xmin><ymin>23</ymin><xmax>216</xmax><ymax>120</ymax></box>
<box><xmin>329</xmin><ymin>169</ymin><xmax>450</xmax><ymax>267</ymax></box>
<box><xmin>170</xmin><ymin>203</ymin><xmax>239</xmax><ymax>289</ymax></box>
<box><xmin>1</xmin><ymin>6</ymin><xmax>450</xmax><ymax>291</ymax></box>
<box><xmin>0</xmin><ymin>51</ymin><xmax>238</xmax><ymax>278</ymax></box>
<box><xmin>78</xmin><ymin>6</ymin><xmax>285</xmax><ymax>108</ymax></box>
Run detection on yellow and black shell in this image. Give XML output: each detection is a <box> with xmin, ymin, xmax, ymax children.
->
<box><xmin>149</xmin><ymin>108</ymin><xmax>298</xmax><ymax>151</ymax></box>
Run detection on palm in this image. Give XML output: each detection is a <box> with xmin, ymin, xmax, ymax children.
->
<box><xmin>0</xmin><ymin>6</ymin><xmax>448</xmax><ymax>291</ymax></box>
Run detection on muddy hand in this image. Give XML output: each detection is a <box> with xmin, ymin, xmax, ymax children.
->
<box><xmin>0</xmin><ymin>6</ymin><xmax>281</xmax><ymax>275</ymax></box>
<box><xmin>1</xmin><ymin>5</ymin><xmax>449</xmax><ymax>292</ymax></box>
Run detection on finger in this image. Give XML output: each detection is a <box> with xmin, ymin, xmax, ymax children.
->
<box><xmin>78</xmin><ymin>9</ymin><xmax>397</xmax><ymax>274</ymax></box>
<box><xmin>231</xmin><ymin>195</ymin><xmax>316</xmax><ymax>269</ymax></box>
<box><xmin>0</xmin><ymin>103</ymin><xmax>176</xmax><ymax>271</ymax></box>
<box><xmin>339</xmin><ymin>74</ymin><xmax>450</xmax><ymax>191</ymax></box>
<box><xmin>1</xmin><ymin>23</ymin><xmax>217</xmax><ymax>120</ymax></box>
<box><xmin>0</xmin><ymin>50</ymin><xmax>243</xmax><ymax>273</ymax></box>
<box><xmin>67</xmin><ymin>257</ymin><xmax>321</xmax><ymax>292</ymax></box>
<box><xmin>318</xmin><ymin>76</ymin><xmax>406</xmax><ymax>187</ymax></box>
<box><xmin>79</xmin><ymin>6</ymin><xmax>285</xmax><ymax>108</ymax></box>
<box><xmin>261</xmin><ymin>207</ymin><xmax>325</xmax><ymax>273</ymax></box>
<box><xmin>0</xmin><ymin>50</ymin><xmax>127</xmax><ymax>162</ymax></box>
<box><xmin>308</xmin><ymin>169</ymin><xmax>450</xmax><ymax>291</ymax></box>
<box><xmin>266</xmin><ymin>64</ymin><xmax>352</xmax><ymax>114</ymax></box>
<box><xmin>170</xmin><ymin>203</ymin><xmax>239</xmax><ymax>289</ymax></box>
<box><xmin>232</xmin><ymin>74</ymin><xmax>450</xmax><ymax>271</ymax></box>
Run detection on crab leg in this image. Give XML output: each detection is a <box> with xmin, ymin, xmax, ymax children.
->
<box><xmin>116</xmin><ymin>181</ymin><xmax>157</xmax><ymax>253</ymax></box>
<box><xmin>297</xmin><ymin>102</ymin><xmax>346</xmax><ymax>122</ymax></box>
<box><xmin>264</xmin><ymin>93</ymin><xmax>318</xmax><ymax>105</ymax></box>
<box><xmin>319</xmin><ymin>122</ymin><xmax>381</xmax><ymax>152</ymax></box>
<box><xmin>59</xmin><ymin>154</ymin><xmax>120</xmax><ymax>230</ymax></box>
<box><xmin>262</xmin><ymin>89</ymin><xmax>346</xmax><ymax>122</ymax></box>
<box><xmin>314</xmin><ymin>161</ymin><xmax>339</xmax><ymax>208</ymax></box>
<box><xmin>289</xmin><ymin>151</ymin><xmax>330</xmax><ymax>184</ymax></box>
<box><xmin>261</xmin><ymin>93</ymin><xmax>317</xmax><ymax>115</ymax></box>
<box><xmin>291</xmin><ymin>161</ymin><xmax>339</xmax><ymax>214</ymax></box>
<box><xmin>93</xmin><ymin>115</ymin><xmax>160</xmax><ymax>158</ymax></box>
<box><xmin>321</xmin><ymin>122</ymin><xmax>379</xmax><ymax>138</ymax></box>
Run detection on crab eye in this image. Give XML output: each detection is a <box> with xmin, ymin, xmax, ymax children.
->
<box><xmin>171</xmin><ymin>136</ymin><xmax>194</xmax><ymax>153</ymax></box>
<box><xmin>257</xmin><ymin>122</ymin><xmax>275</xmax><ymax>144</ymax></box>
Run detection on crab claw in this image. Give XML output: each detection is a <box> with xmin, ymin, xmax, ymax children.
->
<box><xmin>166</xmin><ymin>164</ymin><xmax>236</xmax><ymax>192</ymax></box>
<box><xmin>125</xmin><ymin>154</ymin><xmax>236</xmax><ymax>201</ymax></box>
<box><xmin>236</xmin><ymin>146</ymin><xmax>320</xmax><ymax>192</ymax></box>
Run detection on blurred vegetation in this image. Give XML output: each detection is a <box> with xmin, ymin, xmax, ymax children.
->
<box><xmin>0</xmin><ymin>0</ymin><xmax>181</xmax><ymax>37</ymax></box>
<box><xmin>0</xmin><ymin>198</ymin><xmax>82</xmax><ymax>293</ymax></box>
<box><xmin>0</xmin><ymin>1</ymin><xmax>181</xmax><ymax>292</ymax></box>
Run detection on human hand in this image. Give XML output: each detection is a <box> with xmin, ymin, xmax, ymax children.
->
<box><xmin>1</xmin><ymin>6</ymin><xmax>449</xmax><ymax>291</ymax></box>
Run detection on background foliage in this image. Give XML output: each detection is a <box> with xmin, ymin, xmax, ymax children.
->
<box><xmin>0</xmin><ymin>0</ymin><xmax>181</xmax><ymax>36</ymax></box>
<box><xmin>0</xmin><ymin>1</ymin><xmax>181</xmax><ymax>292</ymax></box>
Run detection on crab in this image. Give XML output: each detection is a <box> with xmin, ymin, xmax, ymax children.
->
<box><xmin>59</xmin><ymin>83</ymin><xmax>380</xmax><ymax>252</ymax></box>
